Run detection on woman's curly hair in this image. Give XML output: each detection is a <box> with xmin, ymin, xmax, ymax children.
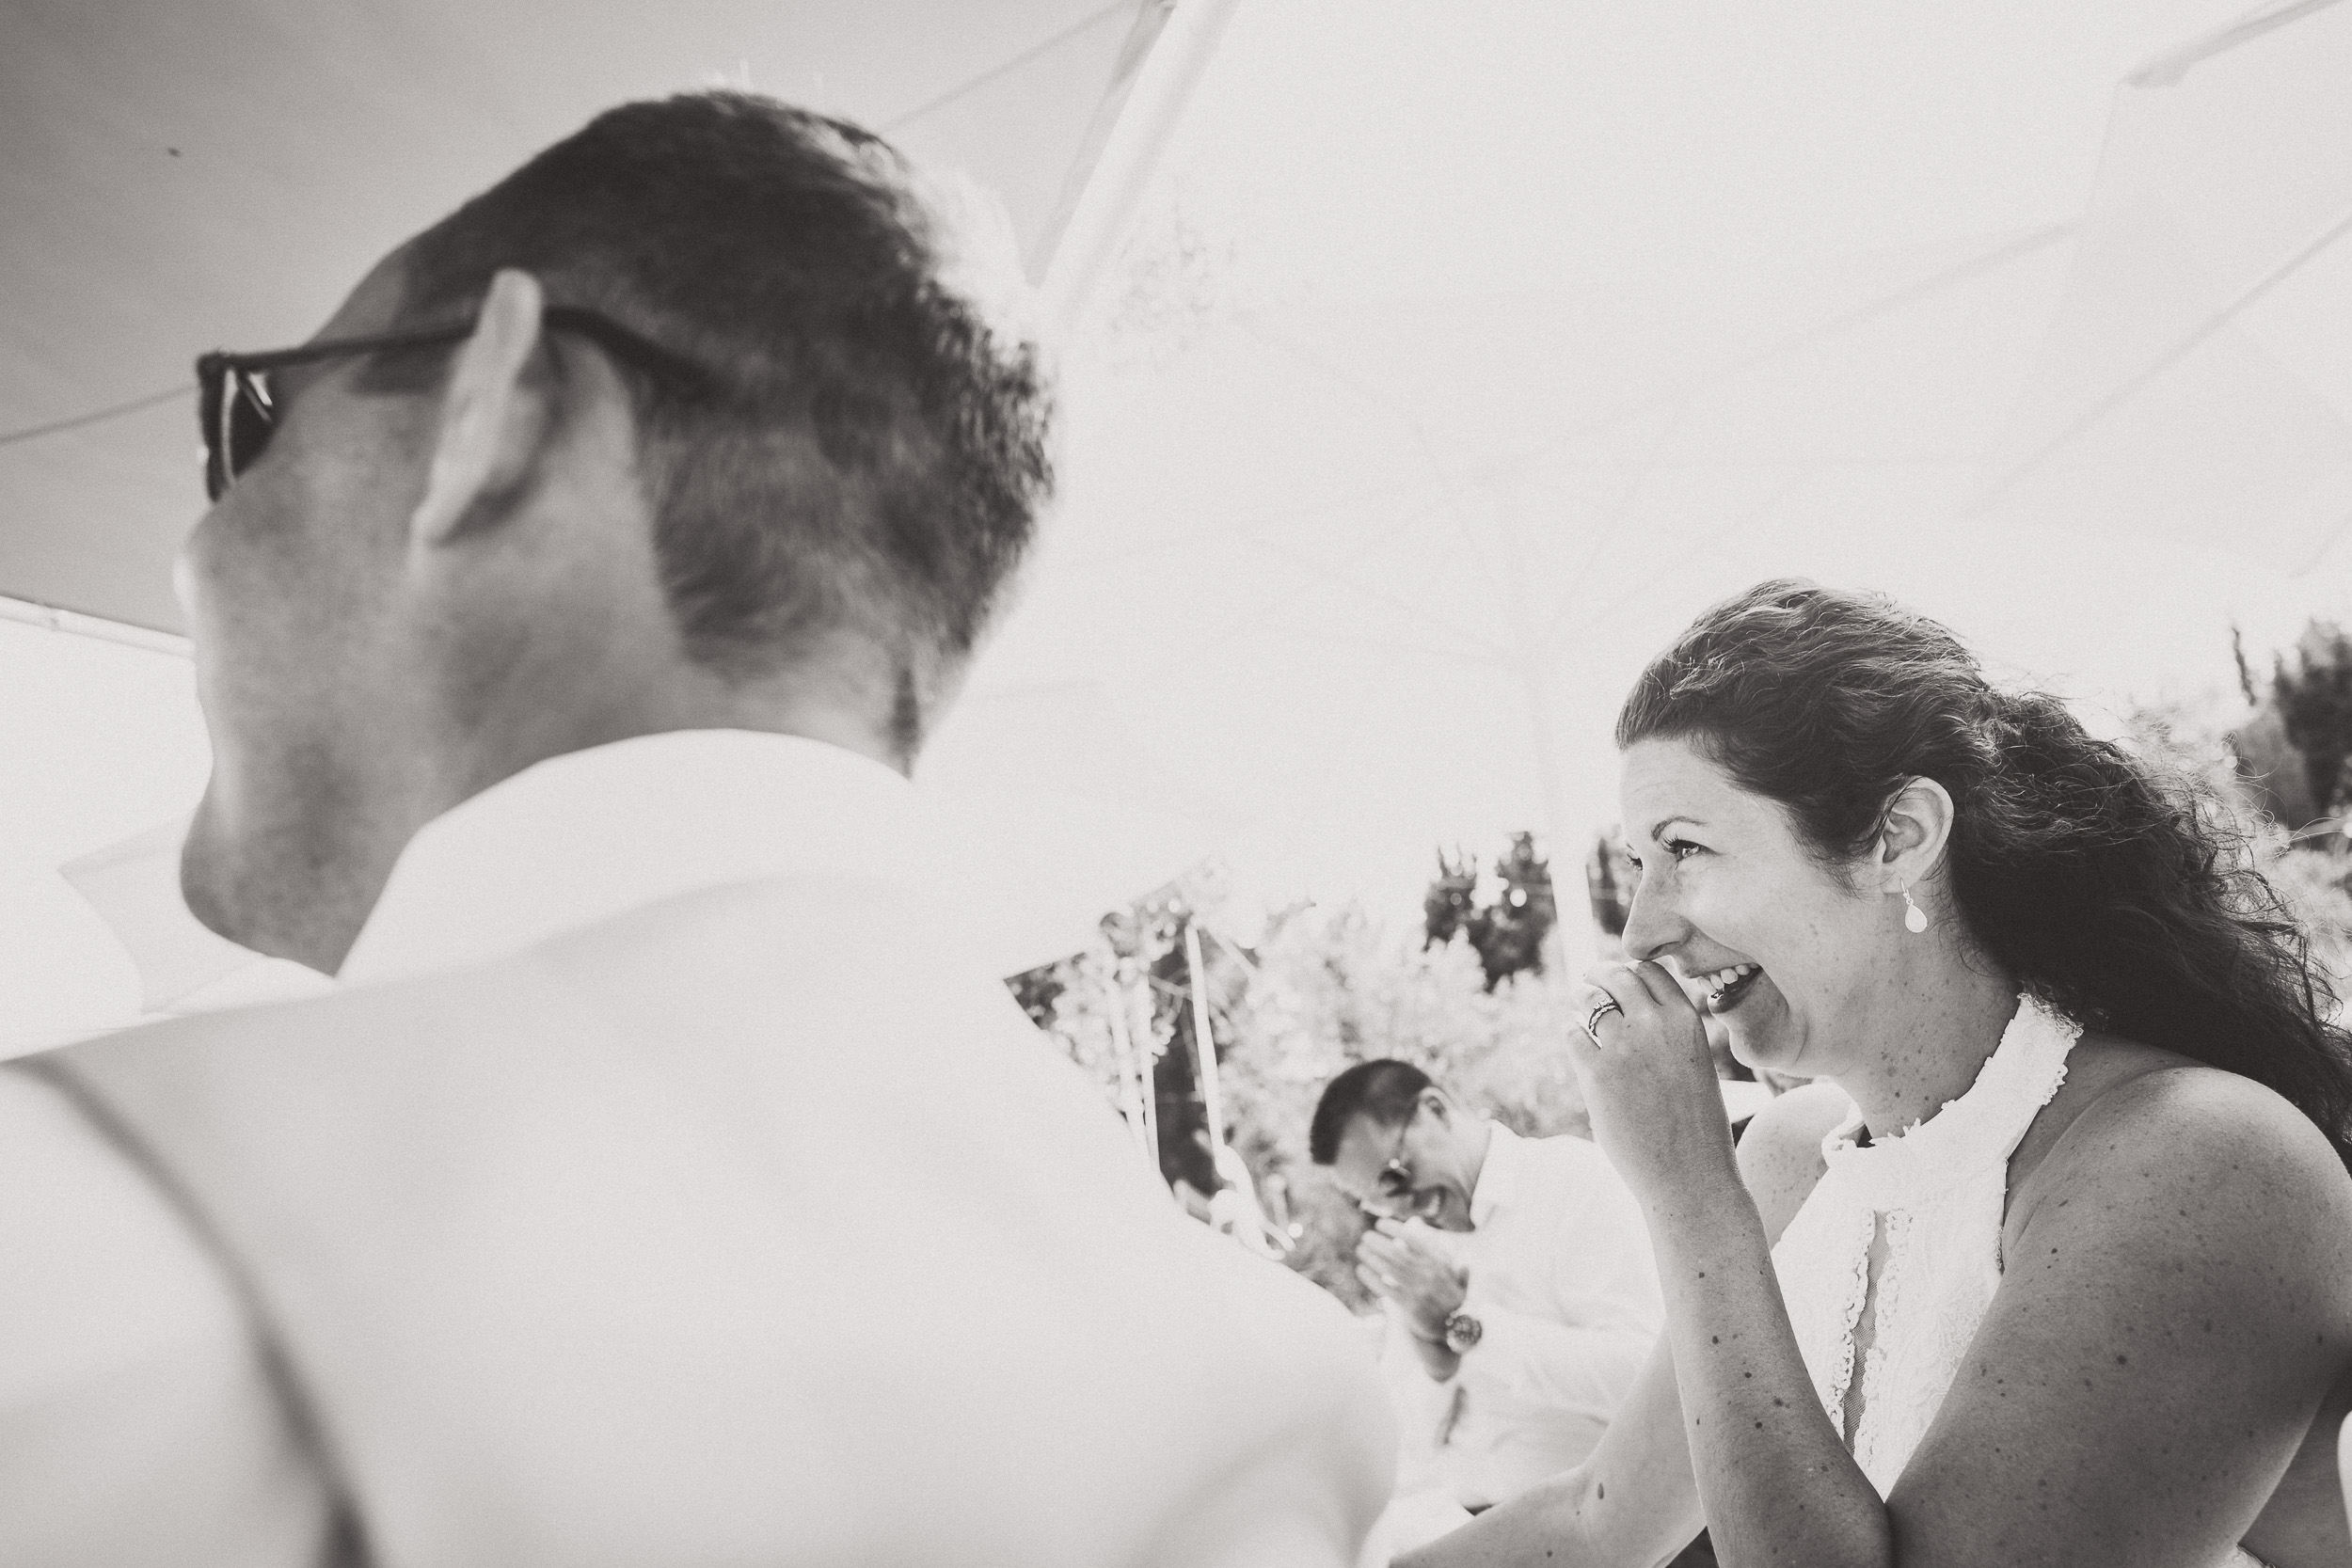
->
<box><xmin>1617</xmin><ymin>578</ymin><xmax>2352</xmax><ymax>1172</ymax></box>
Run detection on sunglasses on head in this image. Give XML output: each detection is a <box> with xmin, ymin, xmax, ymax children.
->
<box><xmin>196</xmin><ymin>304</ymin><xmax>707</xmax><ymax>502</ymax></box>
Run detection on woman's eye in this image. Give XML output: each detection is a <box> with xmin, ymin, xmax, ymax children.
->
<box><xmin>1666</xmin><ymin>839</ymin><xmax>1704</xmax><ymax>861</ymax></box>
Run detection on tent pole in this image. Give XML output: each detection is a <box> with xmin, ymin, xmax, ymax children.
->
<box><xmin>1130</xmin><ymin>965</ymin><xmax>1162</xmax><ymax>1179</ymax></box>
<box><xmin>1183</xmin><ymin>921</ymin><xmax>1226</xmax><ymax>1163</ymax></box>
<box><xmin>1488</xmin><ymin>468</ymin><xmax>1597</xmax><ymax>979</ymax></box>
<box><xmin>0</xmin><ymin>594</ymin><xmax>189</xmax><ymax>657</ymax></box>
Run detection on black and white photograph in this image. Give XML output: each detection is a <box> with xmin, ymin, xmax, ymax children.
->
<box><xmin>5</xmin><ymin>2</ymin><xmax>2352</xmax><ymax>1563</ymax></box>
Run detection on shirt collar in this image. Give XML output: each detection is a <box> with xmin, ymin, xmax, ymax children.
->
<box><xmin>341</xmin><ymin>730</ymin><xmax>930</xmax><ymax>986</ymax></box>
<box><xmin>1468</xmin><ymin>1120</ymin><xmax>1520</xmax><ymax>1228</ymax></box>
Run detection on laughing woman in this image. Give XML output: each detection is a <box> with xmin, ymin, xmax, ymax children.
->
<box><xmin>1403</xmin><ymin>581</ymin><xmax>2352</xmax><ymax>1568</ymax></box>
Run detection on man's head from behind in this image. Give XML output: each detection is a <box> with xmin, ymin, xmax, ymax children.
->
<box><xmin>1310</xmin><ymin>1060</ymin><xmax>1486</xmax><ymax>1233</ymax></box>
<box><xmin>179</xmin><ymin>91</ymin><xmax>1052</xmax><ymax>971</ymax></box>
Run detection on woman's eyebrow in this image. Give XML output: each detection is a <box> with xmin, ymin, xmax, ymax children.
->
<box><xmin>1645</xmin><ymin>816</ymin><xmax>1706</xmax><ymax>840</ymax></box>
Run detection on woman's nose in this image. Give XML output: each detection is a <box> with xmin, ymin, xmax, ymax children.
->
<box><xmin>1618</xmin><ymin>873</ymin><xmax>1687</xmax><ymax>964</ymax></box>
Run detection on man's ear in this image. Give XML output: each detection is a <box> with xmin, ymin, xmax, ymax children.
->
<box><xmin>409</xmin><ymin>268</ymin><xmax>554</xmax><ymax>546</ymax></box>
<box><xmin>1875</xmin><ymin>775</ymin><xmax>1956</xmax><ymax>894</ymax></box>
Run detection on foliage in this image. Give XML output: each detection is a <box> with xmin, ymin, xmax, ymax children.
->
<box><xmin>1090</xmin><ymin>176</ymin><xmax>1239</xmax><ymax>372</ymax></box>
<box><xmin>2231</xmin><ymin>703</ymin><xmax>2320</xmax><ymax>832</ymax></box>
<box><xmin>1585</xmin><ymin>831</ymin><xmax>1636</xmax><ymax>937</ymax></box>
<box><xmin>2129</xmin><ymin>692</ymin><xmax>2352</xmax><ymax>997</ymax></box>
<box><xmin>1007</xmin><ymin>867</ymin><xmax>1256</xmax><ymax>1196</ymax></box>
<box><xmin>1017</xmin><ymin>863</ymin><xmax>1590</xmax><ymax>1312</ymax></box>
<box><xmin>1421</xmin><ymin>832</ymin><xmax>1559</xmax><ymax>990</ymax></box>
<box><xmin>2270</xmin><ymin>620</ymin><xmax>2352</xmax><ymax>823</ymax></box>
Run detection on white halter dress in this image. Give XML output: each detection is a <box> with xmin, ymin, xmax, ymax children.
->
<box><xmin>1769</xmin><ymin>994</ymin><xmax>2265</xmax><ymax>1568</ymax></box>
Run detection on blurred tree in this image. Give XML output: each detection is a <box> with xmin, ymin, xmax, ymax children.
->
<box><xmin>1477</xmin><ymin>832</ymin><xmax>1556</xmax><ymax>988</ymax></box>
<box><xmin>1419</xmin><ymin>832</ymin><xmax>1559</xmax><ymax>990</ymax></box>
<box><xmin>2231</xmin><ymin>703</ymin><xmax>2319</xmax><ymax>832</ymax></box>
<box><xmin>2272</xmin><ymin>620</ymin><xmax>2352</xmax><ymax>823</ymax></box>
<box><xmin>1585</xmin><ymin>830</ymin><xmax>1635</xmax><ymax>937</ymax></box>
<box><xmin>2131</xmin><ymin>693</ymin><xmax>2352</xmax><ymax>990</ymax></box>
<box><xmin>1007</xmin><ymin>966</ymin><xmax>1064</xmax><ymax>1031</ymax></box>
<box><xmin>1422</xmin><ymin>848</ymin><xmax>1479</xmax><ymax>947</ymax></box>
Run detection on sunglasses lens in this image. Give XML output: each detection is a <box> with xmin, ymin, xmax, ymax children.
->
<box><xmin>199</xmin><ymin>361</ymin><xmax>228</xmax><ymax>501</ymax></box>
<box><xmin>230</xmin><ymin>372</ymin><xmax>273</xmax><ymax>478</ymax></box>
<box><xmin>202</xmin><ymin>367</ymin><xmax>275</xmax><ymax>502</ymax></box>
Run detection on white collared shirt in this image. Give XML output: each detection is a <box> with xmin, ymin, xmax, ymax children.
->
<box><xmin>341</xmin><ymin>729</ymin><xmax>944</xmax><ymax>986</ymax></box>
<box><xmin>1380</xmin><ymin>1122</ymin><xmax>1664</xmax><ymax>1509</ymax></box>
<box><xmin>4</xmin><ymin>729</ymin><xmax>1393</xmax><ymax>1565</ymax></box>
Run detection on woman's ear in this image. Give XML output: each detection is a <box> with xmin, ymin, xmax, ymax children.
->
<box><xmin>1877</xmin><ymin>775</ymin><xmax>1956</xmax><ymax>894</ymax></box>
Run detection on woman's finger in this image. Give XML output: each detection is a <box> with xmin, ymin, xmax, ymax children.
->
<box><xmin>1567</xmin><ymin>982</ymin><xmax>1621</xmax><ymax>1030</ymax></box>
<box><xmin>1576</xmin><ymin>968</ymin><xmax>1649</xmax><ymax>1043</ymax></box>
<box><xmin>1617</xmin><ymin>958</ymin><xmax>1692</xmax><ymax>1013</ymax></box>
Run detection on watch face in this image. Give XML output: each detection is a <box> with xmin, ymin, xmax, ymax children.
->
<box><xmin>1444</xmin><ymin>1312</ymin><xmax>1483</xmax><ymax>1354</ymax></box>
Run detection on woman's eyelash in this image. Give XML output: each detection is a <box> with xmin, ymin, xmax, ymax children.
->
<box><xmin>1664</xmin><ymin>838</ymin><xmax>1703</xmax><ymax>860</ymax></box>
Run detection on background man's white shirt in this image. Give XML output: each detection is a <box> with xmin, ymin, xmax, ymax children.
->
<box><xmin>1379</xmin><ymin>1121</ymin><xmax>1664</xmax><ymax>1509</ymax></box>
<box><xmin>1</xmin><ymin>730</ymin><xmax>1392</xmax><ymax>1565</ymax></box>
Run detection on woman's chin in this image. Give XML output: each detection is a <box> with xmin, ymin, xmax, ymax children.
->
<box><xmin>1723</xmin><ymin>994</ymin><xmax>1800</xmax><ymax>1074</ymax></box>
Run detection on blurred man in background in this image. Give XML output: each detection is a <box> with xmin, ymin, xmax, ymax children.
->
<box><xmin>0</xmin><ymin>91</ymin><xmax>1389</xmax><ymax>1566</ymax></box>
<box><xmin>1311</xmin><ymin>1059</ymin><xmax>1661</xmax><ymax>1558</ymax></box>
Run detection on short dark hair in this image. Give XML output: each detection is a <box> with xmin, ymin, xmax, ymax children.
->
<box><xmin>1309</xmin><ymin>1059</ymin><xmax>1433</xmax><ymax>1165</ymax></box>
<box><xmin>388</xmin><ymin>91</ymin><xmax>1053</xmax><ymax>752</ymax></box>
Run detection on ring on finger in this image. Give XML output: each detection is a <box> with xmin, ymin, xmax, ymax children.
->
<box><xmin>1582</xmin><ymin>998</ymin><xmax>1623</xmax><ymax>1039</ymax></box>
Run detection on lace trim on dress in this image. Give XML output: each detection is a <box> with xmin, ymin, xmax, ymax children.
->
<box><xmin>1771</xmin><ymin>996</ymin><xmax>2268</xmax><ymax>1565</ymax></box>
<box><xmin>1772</xmin><ymin>993</ymin><xmax>2078</xmax><ymax>1495</ymax></box>
<box><xmin>1821</xmin><ymin>1207</ymin><xmax>1873</xmax><ymax>1424</ymax></box>
<box><xmin>1851</xmin><ymin>1208</ymin><xmax>1912</xmax><ymax>1473</ymax></box>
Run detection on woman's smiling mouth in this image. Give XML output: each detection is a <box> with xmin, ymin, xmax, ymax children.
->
<box><xmin>1695</xmin><ymin>962</ymin><xmax>1762</xmax><ymax>1012</ymax></box>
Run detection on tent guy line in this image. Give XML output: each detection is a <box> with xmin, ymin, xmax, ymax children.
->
<box><xmin>0</xmin><ymin>0</ymin><xmax>1146</xmax><ymax>461</ymax></box>
<box><xmin>883</xmin><ymin>0</ymin><xmax>1136</xmax><ymax>133</ymax></box>
<box><xmin>0</xmin><ymin>384</ymin><xmax>191</xmax><ymax>450</ymax></box>
<box><xmin>1972</xmin><ymin>198</ymin><xmax>2352</xmax><ymax>528</ymax></box>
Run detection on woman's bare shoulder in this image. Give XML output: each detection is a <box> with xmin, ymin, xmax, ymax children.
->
<box><xmin>2012</xmin><ymin>1040</ymin><xmax>2352</xmax><ymax>1297</ymax></box>
<box><xmin>1735</xmin><ymin>1081</ymin><xmax>1852</xmax><ymax>1243</ymax></box>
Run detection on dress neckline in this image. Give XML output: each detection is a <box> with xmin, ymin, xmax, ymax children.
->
<box><xmin>1818</xmin><ymin>992</ymin><xmax>2080</xmax><ymax>1212</ymax></box>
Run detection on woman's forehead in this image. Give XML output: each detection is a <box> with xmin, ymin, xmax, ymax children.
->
<box><xmin>1618</xmin><ymin>736</ymin><xmax>1764</xmax><ymax>838</ymax></box>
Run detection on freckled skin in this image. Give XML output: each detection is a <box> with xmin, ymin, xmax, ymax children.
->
<box><xmin>1399</xmin><ymin>737</ymin><xmax>2352</xmax><ymax>1568</ymax></box>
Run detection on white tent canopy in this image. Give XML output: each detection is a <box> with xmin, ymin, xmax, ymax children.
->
<box><xmin>957</xmin><ymin>0</ymin><xmax>2352</xmax><ymax>915</ymax></box>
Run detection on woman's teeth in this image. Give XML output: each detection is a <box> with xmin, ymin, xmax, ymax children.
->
<box><xmin>1701</xmin><ymin>963</ymin><xmax>1759</xmax><ymax>1004</ymax></box>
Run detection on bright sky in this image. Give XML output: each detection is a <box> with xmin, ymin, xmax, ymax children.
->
<box><xmin>8</xmin><ymin>0</ymin><xmax>2351</xmax><ymax>1038</ymax></box>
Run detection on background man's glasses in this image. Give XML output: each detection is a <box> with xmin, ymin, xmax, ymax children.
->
<box><xmin>1355</xmin><ymin>1112</ymin><xmax>1422</xmax><ymax>1221</ymax></box>
<box><xmin>196</xmin><ymin>304</ymin><xmax>707</xmax><ymax>502</ymax></box>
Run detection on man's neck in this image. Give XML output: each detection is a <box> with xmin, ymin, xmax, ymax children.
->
<box><xmin>220</xmin><ymin>699</ymin><xmax>893</xmax><ymax>978</ymax></box>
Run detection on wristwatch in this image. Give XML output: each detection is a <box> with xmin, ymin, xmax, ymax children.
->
<box><xmin>1442</xmin><ymin>1310</ymin><xmax>1484</xmax><ymax>1355</ymax></box>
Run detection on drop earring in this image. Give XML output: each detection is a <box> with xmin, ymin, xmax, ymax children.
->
<box><xmin>1900</xmin><ymin>882</ymin><xmax>1929</xmax><ymax>934</ymax></box>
